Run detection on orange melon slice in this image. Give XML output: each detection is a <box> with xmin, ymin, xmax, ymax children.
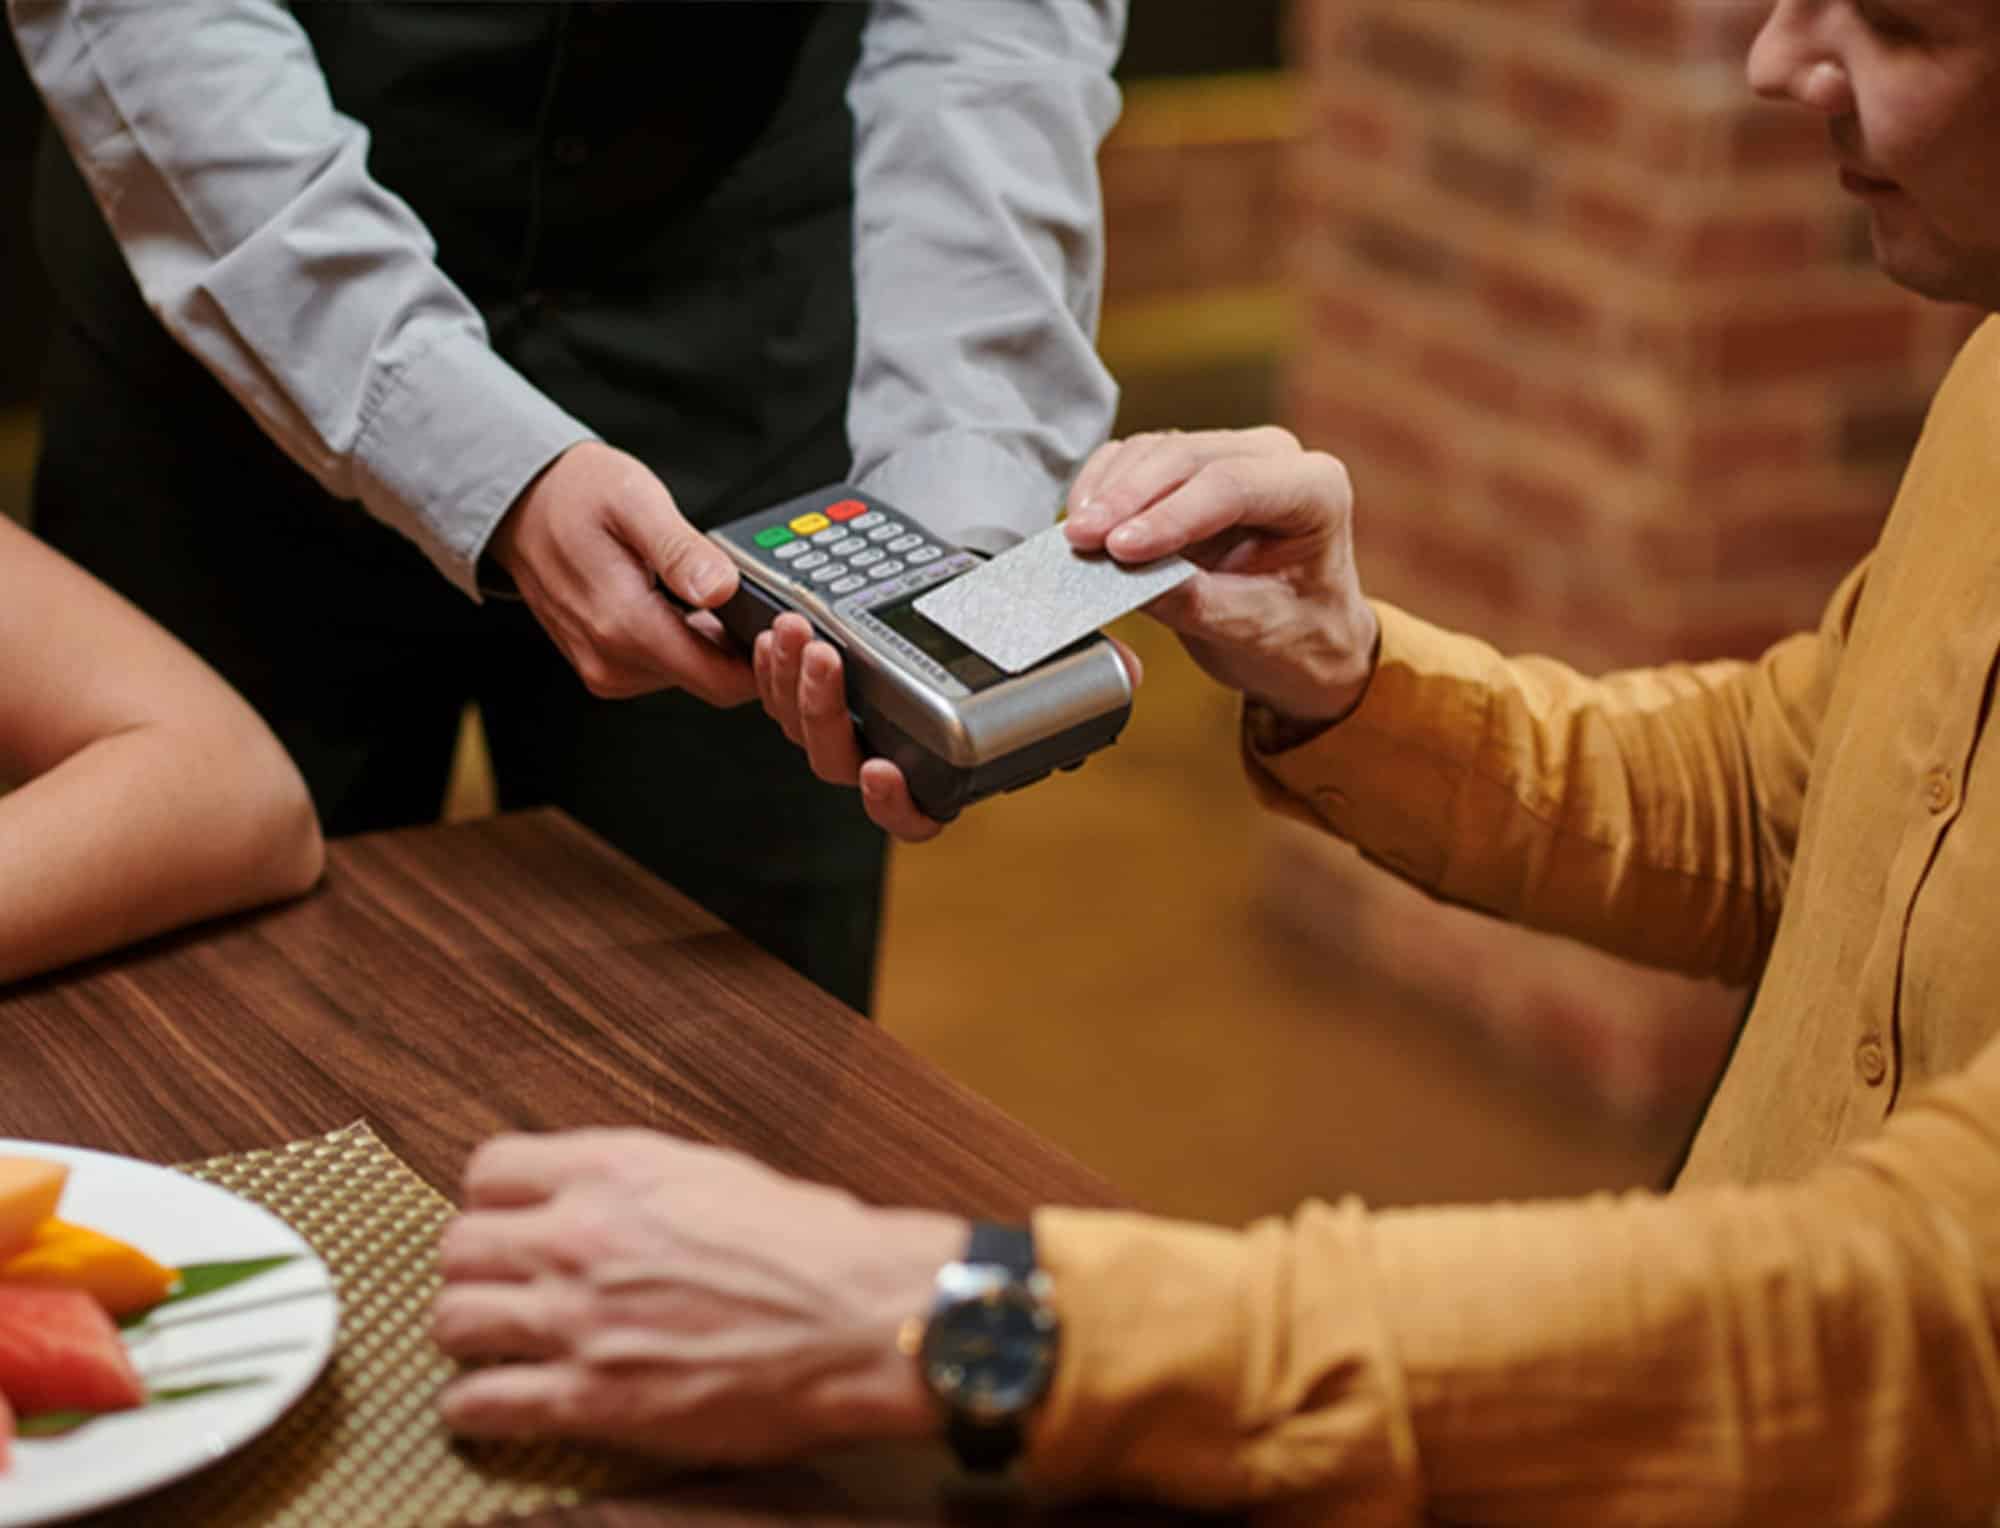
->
<box><xmin>0</xmin><ymin>1159</ymin><xmax>67</xmax><ymax>1263</ymax></box>
<box><xmin>1</xmin><ymin>1219</ymin><xmax>179</xmax><ymax>1317</ymax></box>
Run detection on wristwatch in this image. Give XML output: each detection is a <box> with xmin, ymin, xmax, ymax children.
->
<box><xmin>902</xmin><ymin>1221</ymin><xmax>1060</xmax><ymax>1473</ymax></box>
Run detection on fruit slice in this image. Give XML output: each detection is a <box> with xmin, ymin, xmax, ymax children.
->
<box><xmin>1</xmin><ymin>1219</ymin><xmax>179</xmax><ymax>1317</ymax></box>
<box><xmin>0</xmin><ymin>1385</ymin><xmax>12</xmax><ymax>1473</ymax></box>
<box><xmin>0</xmin><ymin>1158</ymin><xmax>68</xmax><ymax>1263</ymax></box>
<box><xmin>0</xmin><ymin>1286</ymin><xmax>146</xmax><ymax>1416</ymax></box>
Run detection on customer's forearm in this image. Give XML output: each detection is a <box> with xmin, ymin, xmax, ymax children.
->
<box><xmin>1031</xmin><ymin>1039</ymin><xmax>2000</xmax><ymax>1524</ymax></box>
<box><xmin>0</xmin><ymin>720</ymin><xmax>321</xmax><ymax>983</ymax></box>
<box><xmin>1245</xmin><ymin>600</ymin><xmax>1817</xmax><ymax>984</ymax></box>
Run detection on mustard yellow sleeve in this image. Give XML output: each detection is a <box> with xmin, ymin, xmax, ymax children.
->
<box><xmin>1242</xmin><ymin>569</ymin><xmax>1863</xmax><ymax>985</ymax></box>
<box><xmin>1028</xmin><ymin>1030</ymin><xmax>2000</xmax><ymax>1524</ymax></box>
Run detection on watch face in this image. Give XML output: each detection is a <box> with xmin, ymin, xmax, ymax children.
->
<box><xmin>922</xmin><ymin>1284</ymin><xmax>1058</xmax><ymax>1423</ymax></box>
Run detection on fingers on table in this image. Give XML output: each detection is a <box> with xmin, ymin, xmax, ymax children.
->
<box><xmin>437</xmin><ymin>1204</ymin><xmax>567</xmax><ymax>1283</ymax></box>
<box><xmin>432</xmin><ymin>1278</ymin><xmax>583</xmax><ymax>1362</ymax></box>
<box><xmin>462</xmin><ymin>1128</ymin><xmax>666</xmax><ymax>1210</ymax></box>
<box><xmin>437</xmin><ymin>1362</ymin><xmax>608</xmax><ymax>1441</ymax></box>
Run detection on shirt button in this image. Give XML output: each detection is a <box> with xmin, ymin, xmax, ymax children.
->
<box><xmin>1856</xmin><ymin>1036</ymin><xmax>1889</xmax><ymax>1087</ymax></box>
<box><xmin>1924</xmin><ymin>765</ymin><xmax>1955</xmax><ymax>814</ymax></box>
<box><xmin>552</xmin><ymin>136</ymin><xmax>589</xmax><ymax>168</ymax></box>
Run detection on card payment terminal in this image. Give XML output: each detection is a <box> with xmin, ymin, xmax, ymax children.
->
<box><xmin>703</xmin><ymin>486</ymin><xmax>1133</xmax><ymax>821</ymax></box>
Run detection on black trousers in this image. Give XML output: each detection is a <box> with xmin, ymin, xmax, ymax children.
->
<box><xmin>31</xmin><ymin>315</ymin><xmax>887</xmax><ymax>1012</ymax></box>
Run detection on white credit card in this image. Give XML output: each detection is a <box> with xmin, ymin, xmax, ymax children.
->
<box><xmin>913</xmin><ymin>523</ymin><xmax>1196</xmax><ymax>675</ymax></box>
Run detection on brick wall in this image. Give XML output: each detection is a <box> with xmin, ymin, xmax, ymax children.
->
<box><xmin>1268</xmin><ymin>0</ymin><xmax>1982</xmax><ymax>1131</ymax></box>
<box><xmin>1288</xmin><ymin>0</ymin><xmax>1978</xmax><ymax>671</ymax></box>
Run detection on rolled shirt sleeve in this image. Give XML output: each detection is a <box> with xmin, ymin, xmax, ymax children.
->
<box><xmin>8</xmin><ymin>0</ymin><xmax>593</xmax><ymax>598</ymax></box>
<box><xmin>1240</xmin><ymin>567</ymin><xmax>1861</xmax><ymax>987</ymax></box>
<box><xmin>1028</xmin><ymin>1030</ymin><xmax>2000</xmax><ymax>1523</ymax></box>
<box><xmin>845</xmin><ymin>0</ymin><xmax>1125</xmax><ymax>555</ymax></box>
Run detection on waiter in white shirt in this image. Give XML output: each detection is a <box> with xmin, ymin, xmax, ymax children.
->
<box><xmin>8</xmin><ymin>0</ymin><xmax>1124</xmax><ymax>1010</ymax></box>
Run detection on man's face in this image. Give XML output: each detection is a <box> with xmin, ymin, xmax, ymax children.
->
<box><xmin>1749</xmin><ymin>0</ymin><xmax>2000</xmax><ymax>308</ymax></box>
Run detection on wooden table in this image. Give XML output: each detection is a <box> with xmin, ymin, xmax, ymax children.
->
<box><xmin>2</xmin><ymin>810</ymin><xmax>1185</xmax><ymax>1525</ymax></box>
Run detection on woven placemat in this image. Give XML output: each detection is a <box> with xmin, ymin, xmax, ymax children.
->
<box><xmin>123</xmin><ymin>1120</ymin><xmax>655</xmax><ymax>1527</ymax></box>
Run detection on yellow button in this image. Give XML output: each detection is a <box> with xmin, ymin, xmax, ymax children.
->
<box><xmin>788</xmin><ymin>512</ymin><xmax>831</xmax><ymax>535</ymax></box>
<box><xmin>1924</xmin><ymin>765</ymin><xmax>1955</xmax><ymax>815</ymax></box>
<box><xmin>1856</xmin><ymin>1036</ymin><xmax>1888</xmax><ymax>1087</ymax></box>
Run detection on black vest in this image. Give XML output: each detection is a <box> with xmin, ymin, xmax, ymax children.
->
<box><xmin>35</xmin><ymin>2</ymin><xmax>864</xmax><ymax>528</ymax></box>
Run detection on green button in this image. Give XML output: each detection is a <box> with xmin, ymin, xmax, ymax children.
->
<box><xmin>753</xmin><ymin>525</ymin><xmax>795</xmax><ymax>549</ymax></box>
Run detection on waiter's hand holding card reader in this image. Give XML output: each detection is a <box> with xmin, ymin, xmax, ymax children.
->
<box><xmin>704</xmin><ymin>485</ymin><xmax>1133</xmax><ymax>821</ymax></box>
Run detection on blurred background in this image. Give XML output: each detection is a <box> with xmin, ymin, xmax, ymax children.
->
<box><xmin>0</xmin><ymin>2</ymin><xmax>1979</xmax><ymax>1227</ymax></box>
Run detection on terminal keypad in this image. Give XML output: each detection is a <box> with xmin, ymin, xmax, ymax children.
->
<box><xmin>744</xmin><ymin>499</ymin><xmax>960</xmax><ymax>597</ymax></box>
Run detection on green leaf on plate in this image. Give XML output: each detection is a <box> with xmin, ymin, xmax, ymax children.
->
<box><xmin>17</xmin><ymin>1376</ymin><xmax>273</xmax><ymax>1437</ymax></box>
<box><xmin>117</xmin><ymin>1255</ymin><xmax>301</xmax><ymax>1329</ymax></box>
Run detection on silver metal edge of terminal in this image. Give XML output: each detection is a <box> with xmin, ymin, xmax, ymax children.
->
<box><xmin>711</xmin><ymin>537</ymin><xmax>1133</xmax><ymax>769</ymax></box>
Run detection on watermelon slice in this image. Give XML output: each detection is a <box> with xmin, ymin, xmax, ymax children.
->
<box><xmin>0</xmin><ymin>1158</ymin><xmax>68</xmax><ymax>1263</ymax></box>
<box><xmin>0</xmin><ymin>1286</ymin><xmax>145</xmax><ymax>1416</ymax></box>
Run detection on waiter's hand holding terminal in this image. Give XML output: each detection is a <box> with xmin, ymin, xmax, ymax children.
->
<box><xmin>759</xmin><ymin>430</ymin><xmax>1377</xmax><ymax>841</ymax></box>
<box><xmin>756</xmin><ymin>614</ymin><xmax>956</xmax><ymax>843</ymax></box>
<box><xmin>491</xmin><ymin>442</ymin><xmax>754</xmax><ymax>705</ymax></box>
<box><xmin>710</xmin><ymin>487</ymin><xmax>1143</xmax><ymax>836</ymax></box>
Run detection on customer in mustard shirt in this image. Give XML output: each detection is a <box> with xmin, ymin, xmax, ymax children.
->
<box><xmin>432</xmin><ymin>3</ymin><xmax>2000</xmax><ymax>1522</ymax></box>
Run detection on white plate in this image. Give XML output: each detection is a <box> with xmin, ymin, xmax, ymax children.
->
<box><xmin>0</xmin><ymin>1139</ymin><xmax>339</xmax><ymax>1526</ymax></box>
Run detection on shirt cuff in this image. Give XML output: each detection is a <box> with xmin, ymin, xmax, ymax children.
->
<box><xmin>853</xmin><ymin>432</ymin><xmax>1064</xmax><ymax>557</ymax></box>
<box><xmin>1239</xmin><ymin>600</ymin><xmax>1497</xmax><ymax>889</ymax></box>
<box><xmin>1023</xmin><ymin>1204</ymin><xmax>1421</xmax><ymax>1515</ymax></box>
<box><xmin>349</xmin><ymin>327</ymin><xmax>597</xmax><ymax>600</ymax></box>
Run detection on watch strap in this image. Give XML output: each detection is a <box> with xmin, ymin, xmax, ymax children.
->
<box><xmin>948</xmin><ymin>1412</ymin><xmax>1026</xmax><ymax>1474</ymax></box>
<box><xmin>966</xmin><ymin>1220</ymin><xmax>1034</xmax><ymax>1278</ymax></box>
<box><xmin>944</xmin><ymin>1221</ymin><xmax>1039</xmax><ymax>1475</ymax></box>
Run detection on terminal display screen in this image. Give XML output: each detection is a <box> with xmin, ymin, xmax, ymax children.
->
<box><xmin>869</xmin><ymin>589</ymin><xmax>1007</xmax><ymax>692</ymax></box>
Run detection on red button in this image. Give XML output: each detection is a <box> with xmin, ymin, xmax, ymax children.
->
<box><xmin>826</xmin><ymin>498</ymin><xmax>867</xmax><ymax>522</ymax></box>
